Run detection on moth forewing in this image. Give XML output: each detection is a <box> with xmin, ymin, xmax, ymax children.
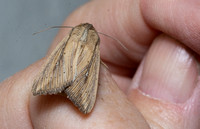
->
<box><xmin>32</xmin><ymin>34</ymin><xmax>71</xmax><ymax>95</ymax></box>
<box><xmin>65</xmin><ymin>28</ymin><xmax>100</xmax><ymax>114</ymax></box>
<box><xmin>32</xmin><ymin>23</ymin><xmax>100</xmax><ymax>114</ymax></box>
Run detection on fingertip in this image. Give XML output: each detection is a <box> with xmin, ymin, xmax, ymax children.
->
<box><xmin>140</xmin><ymin>0</ymin><xmax>200</xmax><ymax>54</ymax></box>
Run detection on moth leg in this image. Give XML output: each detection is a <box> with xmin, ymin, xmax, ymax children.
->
<box><xmin>100</xmin><ymin>60</ymin><xmax>109</xmax><ymax>69</ymax></box>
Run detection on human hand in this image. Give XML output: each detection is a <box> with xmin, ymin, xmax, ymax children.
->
<box><xmin>1</xmin><ymin>0</ymin><xmax>200</xmax><ymax>128</ymax></box>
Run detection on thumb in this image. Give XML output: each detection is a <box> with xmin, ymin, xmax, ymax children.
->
<box><xmin>128</xmin><ymin>34</ymin><xmax>200</xmax><ymax>129</ymax></box>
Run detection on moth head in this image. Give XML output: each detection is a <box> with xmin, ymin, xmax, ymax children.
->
<box><xmin>77</xmin><ymin>23</ymin><xmax>99</xmax><ymax>44</ymax></box>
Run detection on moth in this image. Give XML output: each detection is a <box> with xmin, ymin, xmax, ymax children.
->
<box><xmin>32</xmin><ymin>23</ymin><xmax>100</xmax><ymax>114</ymax></box>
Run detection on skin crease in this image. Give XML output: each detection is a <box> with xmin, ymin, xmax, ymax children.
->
<box><xmin>0</xmin><ymin>0</ymin><xmax>200</xmax><ymax>128</ymax></box>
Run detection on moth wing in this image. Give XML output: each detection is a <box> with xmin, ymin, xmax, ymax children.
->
<box><xmin>65</xmin><ymin>44</ymin><xmax>100</xmax><ymax>114</ymax></box>
<box><xmin>32</xmin><ymin>35</ymin><xmax>73</xmax><ymax>95</ymax></box>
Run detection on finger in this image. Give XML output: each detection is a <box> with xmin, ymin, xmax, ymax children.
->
<box><xmin>48</xmin><ymin>0</ymin><xmax>158</xmax><ymax>75</ymax></box>
<box><xmin>141</xmin><ymin>0</ymin><xmax>200</xmax><ymax>54</ymax></box>
<box><xmin>30</xmin><ymin>66</ymin><xmax>150</xmax><ymax>128</ymax></box>
<box><xmin>128</xmin><ymin>34</ymin><xmax>200</xmax><ymax>128</ymax></box>
<box><xmin>47</xmin><ymin>0</ymin><xmax>200</xmax><ymax>91</ymax></box>
<box><xmin>0</xmin><ymin>59</ymin><xmax>45</xmax><ymax>129</ymax></box>
<box><xmin>46</xmin><ymin>0</ymin><xmax>157</xmax><ymax>92</ymax></box>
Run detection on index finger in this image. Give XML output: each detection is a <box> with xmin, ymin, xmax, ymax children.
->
<box><xmin>50</xmin><ymin>0</ymin><xmax>200</xmax><ymax>74</ymax></box>
<box><xmin>48</xmin><ymin>0</ymin><xmax>158</xmax><ymax>74</ymax></box>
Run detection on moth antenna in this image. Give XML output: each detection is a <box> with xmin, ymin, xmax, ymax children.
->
<box><xmin>97</xmin><ymin>32</ymin><xmax>128</xmax><ymax>51</ymax></box>
<box><xmin>33</xmin><ymin>26</ymin><xmax>128</xmax><ymax>51</ymax></box>
<box><xmin>33</xmin><ymin>26</ymin><xmax>74</xmax><ymax>35</ymax></box>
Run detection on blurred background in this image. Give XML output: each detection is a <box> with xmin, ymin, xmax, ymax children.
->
<box><xmin>0</xmin><ymin>0</ymin><xmax>88</xmax><ymax>82</ymax></box>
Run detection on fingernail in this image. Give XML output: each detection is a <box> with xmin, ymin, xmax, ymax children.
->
<box><xmin>139</xmin><ymin>35</ymin><xmax>198</xmax><ymax>103</ymax></box>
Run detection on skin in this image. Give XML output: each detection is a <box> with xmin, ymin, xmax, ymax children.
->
<box><xmin>0</xmin><ymin>0</ymin><xmax>200</xmax><ymax>128</ymax></box>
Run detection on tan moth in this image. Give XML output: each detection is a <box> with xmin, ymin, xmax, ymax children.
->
<box><xmin>32</xmin><ymin>23</ymin><xmax>100</xmax><ymax>114</ymax></box>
